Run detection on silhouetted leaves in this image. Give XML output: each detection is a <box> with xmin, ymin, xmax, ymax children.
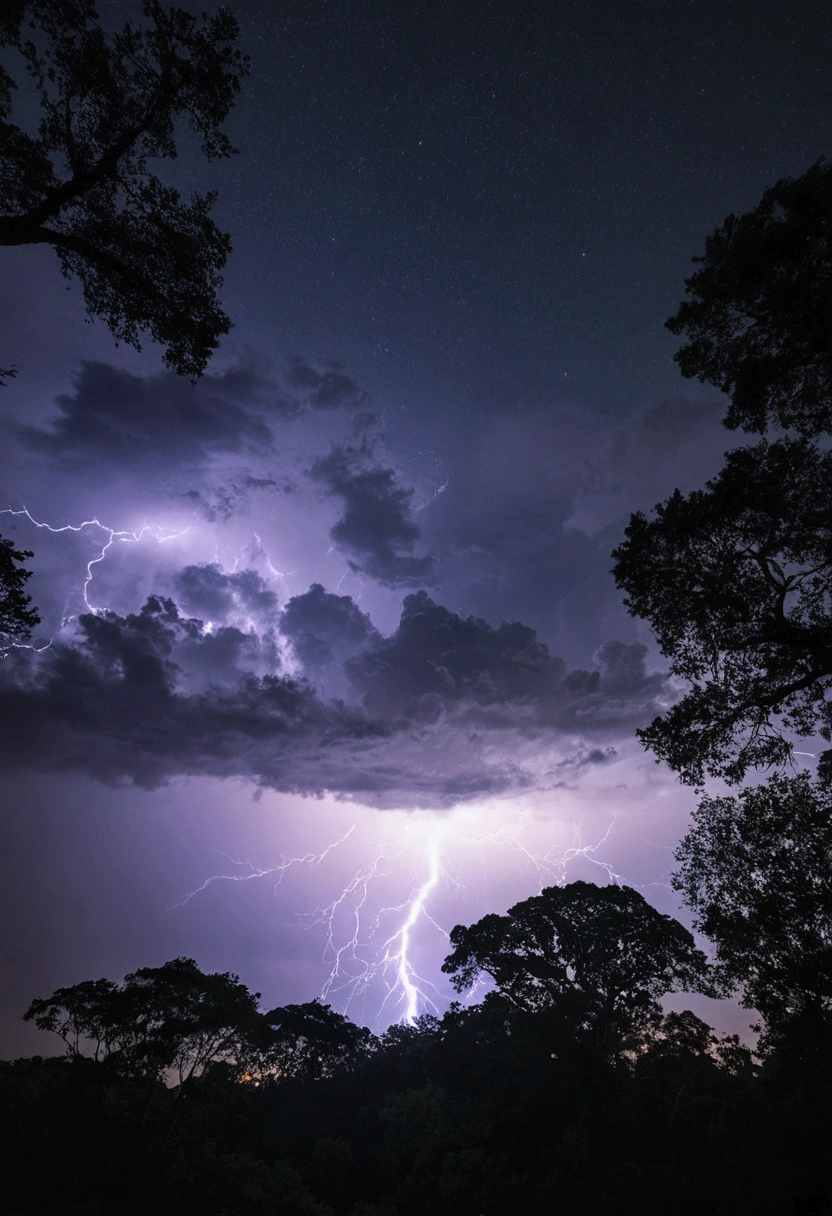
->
<box><xmin>24</xmin><ymin>956</ymin><xmax>264</xmax><ymax>1083</ymax></box>
<box><xmin>442</xmin><ymin>881</ymin><xmax>711</xmax><ymax>1051</ymax></box>
<box><xmin>613</xmin><ymin>437</ymin><xmax>832</xmax><ymax>783</ymax></box>
<box><xmin>0</xmin><ymin>1</ymin><xmax>249</xmax><ymax>378</ymax></box>
<box><xmin>674</xmin><ymin>772</ymin><xmax>832</xmax><ymax>1049</ymax></box>
<box><xmin>666</xmin><ymin>158</ymin><xmax>832</xmax><ymax>437</ymax></box>
<box><xmin>0</xmin><ymin>534</ymin><xmax>39</xmax><ymax>651</ymax></box>
<box><xmin>262</xmin><ymin>1000</ymin><xmax>378</xmax><ymax>1081</ymax></box>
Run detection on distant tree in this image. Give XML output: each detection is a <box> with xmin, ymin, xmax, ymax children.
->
<box><xmin>262</xmin><ymin>999</ymin><xmax>378</xmax><ymax>1081</ymax></box>
<box><xmin>673</xmin><ymin>771</ymin><xmax>832</xmax><ymax>1048</ymax></box>
<box><xmin>24</xmin><ymin>956</ymin><xmax>263</xmax><ymax>1083</ymax></box>
<box><xmin>0</xmin><ymin>0</ymin><xmax>249</xmax><ymax>379</ymax></box>
<box><xmin>612</xmin><ymin>437</ymin><xmax>832</xmax><ymax>785</ymax></box>
<box><xmin>441</xmin><ymin>881</ymin><xmax>711</xmax><ymax>1050</ymax></box>
<box><xmin>19</xmin><ymin>975</ymin><xmax>120</xmax><ymax>1059</ymax></box>
<box><xmin>0</xmin><ymin>533</ymin><xmax>40</xmax><ymax>651</ymax></box>
<box><xmin>666</xmin><ymin>158</ymin><xmax>832</xmax><ymax>438</ymax></box>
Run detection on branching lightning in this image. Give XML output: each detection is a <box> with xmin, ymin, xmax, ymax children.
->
<box><xmin>0</xmin><ymin>505</ymin><xmax>188</xmax><ymax>617</ymax></box>
<box><xmin>173</xmin><ymin>826</ymin><xmax>357</xmax><ymax>906</ymax></box>
<box><xmin>175</xmin><ymin>806</ymin><xmax>643</xmax><ymax>1029</ymax></box>
<box><xmin>311</xmin><ymin>821</ymin><xmax>453</xmax><ymax>1025</ymax></box>
<box><xmin>467</xmin><ymin>811</ymin><xmax>630</xmax><ymax>889</ymax></box>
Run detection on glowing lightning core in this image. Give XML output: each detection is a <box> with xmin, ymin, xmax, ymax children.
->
<box><xmin>383</xmin><ymin>832</ymin><xmax>443</xmax><ymax>1023</ymax></box>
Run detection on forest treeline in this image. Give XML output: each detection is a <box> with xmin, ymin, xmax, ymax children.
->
<box><xmin>4</xmin><ymin>787</ymin><xmax>832</xmax><ymax>1216</ymax></box>
<box><xmin>3</xmin><ymin>3</ymin><xmax>832</xmax><ymax>1214</ymax></box>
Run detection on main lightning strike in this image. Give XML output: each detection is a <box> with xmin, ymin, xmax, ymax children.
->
<box><xmin>175</xmin><ymin>807</ymin><xmax>642</xmax><ymax>1030</ymax></box>
<box><xmin>314</xmin><ymin>821</ymin><xmax>451</xmax><ymax>1025</ymax></box>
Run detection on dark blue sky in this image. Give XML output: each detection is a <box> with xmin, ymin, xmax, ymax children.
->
<box><xmin>213</xmin><ymin>0</ymin><xmax>832</xmax><ymax>413</ymax></box>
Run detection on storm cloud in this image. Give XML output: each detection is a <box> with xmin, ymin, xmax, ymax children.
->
<box><xmin>284</xmin><ymin>356</ymin><xmax>369</xmax><ymax>412</ymax></box>
<box><xmin>310</xmin><ymin>444</ymin><xmax>436</xmax><ymax>587</ymax></box>
<box><xmin>0</xmin><ymin>581</ymin><xmax>670</xmax><ymax>808</ymax></box>
<box><xmin>280</xmin><ymin>583</ymin><xmax>380</xmax><ymax>670</ymax></box>
<box><xmin>17</xmin><ymin>360</ymin><xmax>276</xmax><ymax>471</ymax></box>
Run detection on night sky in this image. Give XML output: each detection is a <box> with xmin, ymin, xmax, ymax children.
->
<box><xmin>1</xmin><ymin>0</ymin><xmax>831</xmax><ymax>1053</ymax></box>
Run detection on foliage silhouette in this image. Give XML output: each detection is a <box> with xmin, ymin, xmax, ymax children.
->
<box><xmin>613</xmin><ymin>437</ymin><xmax>832</xmax><ymax>784</ymax></box>
<box><xmin>0</xmin><ymin>533</ymin><xmax>40</xmax><ymax>651</ymax></box>
<box><xmin>9</xmin><ymin>922</ymin><xmax>832</xmax><ymax>1213</ymax></box>
<box><xmin>24</xmin><ymin>956</ymin><xmax>263</xmax><ymax>1082</ymax></box>
<box><xmin>441</xmin><ymin>880</ymin><xmax>711</xmax><ymax>1050</ymax></box>
<box><xmin>0</xmin><ymin>0</ymin><xmax>249</xmax><ymax>379</ymax></box>
<box><xmin>262</xmin><ymin>1000</ymin><xmax>378</xmax><ymax>1081</ymax></box>
<box><xmin>666</xmin><ymin>158</ymin><xmax>832</xmax><ymax>437</ymax></box>
<box><xmin>674</xmin><ymin>771</ymin><xmax>832</xmax><ymax>1049</ymax></box>
<box><xmin>614</xmin><ymin>158</ymin><xmax>832</xmax><ymax>784</ymax></box>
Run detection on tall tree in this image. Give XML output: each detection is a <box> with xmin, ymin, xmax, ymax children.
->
<box><xmin>614</xmin><ymin>160</ymin><xmax>832</xmax><ymax>783</ymax></box>
<box><xmin>673</xmin><ymin>772</ymin><xmax>832</xmax><ymax>1048</ymax></box>
<box><xmin>0</xmin><ymin>0</ymin><xmax>249</xmax><ymax>379</ymax></box>
<box><xmin>612</xmin><ymin>437</ymin><xmax>832</xmax><ymax>785</ymax></box>
<box><xmin>441</xmin><ymin>881</ymin><xmax>710</xmax><ymax>1050</ymax></box>
<box><xmin>262</xmin><ymin>1000</ymin><xmax>377</xmax><ymax>1081</ymax></box>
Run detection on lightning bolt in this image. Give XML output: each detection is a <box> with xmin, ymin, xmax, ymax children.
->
<box><xmin>174</xmin><ymin>806</ymin><xmax>647</xmax><ymax>1030</ymax></box>
<box><xmin>172</xmin><ymin>826</ymin><xmax>357</xmax><ymax>906</ymax></box>
<box><xmin>312</xmin><ymin>821</ymin><xmax>452</xmax><ymax>1025</ymax></box>
<box><xmin>0</xmin><ymin>505</ymin><xmax>188</xmax><ymax>617</ymax></box>
<box><xmin>468</xmin><ymin>810</ymin><xmax>630</xmax><ymax>889</ymax></box>
<box><xmin>413</xmin><ymin>477</ymin><xmax>449</xmax><ymax>513</ymax></box>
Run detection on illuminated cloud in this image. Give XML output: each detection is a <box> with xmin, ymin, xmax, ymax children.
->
<box><xmin>0</xmin><ymin>585</ymin><xmax>669</xmax><ymax>808</ymax></box>
<box><xmin>310</xmin><ymin>444</ymin><xmax>436</xmax><ymax>587</ymax></box>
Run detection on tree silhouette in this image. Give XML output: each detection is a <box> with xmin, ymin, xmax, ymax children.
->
<box><xmin>24</xmin><ymin>956</ymin><xmax>263</xmax><ymax>1082</ymax></box>
<box><xmin>673</xmin><ymin>771</ymin><xmax>832</xmax><ymax>1048</ymax></box>
<box><xmin>613</xmin><ymin>437</ymin><xmax>832</xmax><ymax>784</ymax></box>
<box><xmin>614</xmin><ymin>159</ymin><xmax>832</xmax><ymax>783</ymax></box>
<box><xmin>666</xmin><ymin>157</ymin><xmax>832</xmax><ymax>437</ymax></box>
<box><xmin>0</xmin><ymin>0</ymin><xmax>249</xmax><ymax>379</ymax></box>
<box><xmin>262</xmin><ymin>1000</ymin><xmax>378</xmax><ymax>1081</ymax></box>
<box><xmin>0</xmin><ymin>534</ymin><xmax>40</xmax><ymax>652</ymax></box>
<box><xmin>442</xmin><ymin>881</ymin><xmax>710</xmax><ymax>1050</ymax></box>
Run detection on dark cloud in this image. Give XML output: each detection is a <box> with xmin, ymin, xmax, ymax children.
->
<box><xmin>10</xmin><ymin>357</ymin><xmax>367</xmax><ymax>523</ymax></box>
<box><xmin>0</xmin><ymin>596</ymin><xmax>377</xmax><ymax>792</ymax></box>
<box><xmin>0</xmin><ymin>583</ymin><xmax>670</xmax><ymax>808</ymax></box>
<box><xmin>17</xmin><ymin>360</ymin><xmax>276</xmax><ymax>471</ymax></box>
<box><xmin>172</xmin><ymin>563</ymin><xmax>279</xmax><ymax>626</ymax></box>
<box><xmin>285</xmin><ymin>356</ymin><xmax>368</xmax><ymax>412</ymax></box>
<box><xmin>180</xmin><ymin>475</ymin><xmax>291</xmax><ymax>524</ymax></box>
<box><xmin>280</xmin><ymin>583</ymin><xmax>380</xmax><ymax>669</ymax></box>
<box><xmin>310</xmin><ymin>444</ymin><xmax>436</xmax><ymax>587</ymax></box>
<box><xmin>346</xmin><ymin>591</ymin><xmax>666</xmax><ymax>733</ymax></box>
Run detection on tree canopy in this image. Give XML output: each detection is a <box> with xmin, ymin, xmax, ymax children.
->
<box><xmin>441</xmin><ymin>880</ymin><xmax>710</xmax><ymax>1048</ymax></box>
<box><xmin>262</xmin><ymin>1000</ymin><xmax>378</xmax><ymax>1081</ymax></box>
<box><xmin>613</xmin><ymin>437</ymin><xmax>832</xmax><ymax>784</ymax></box>
<box><xmin>673</xmin><ymin>771</ymin><xmax>832</xmax><ymax>1047</ymax></box>
<box><xmin>0</xmin><ymin>0</ymin><xmax>249</xmax><ymax>379</ymax></box>
<box><xmin>24</xmin><ymin>956</ymin><xmax>263</xmax><ymax>1083</ymax></box>
<box><xmin>666</xmin><ymin>157</ymin><xmax>832</xmax><ymax>437</ymax></box>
